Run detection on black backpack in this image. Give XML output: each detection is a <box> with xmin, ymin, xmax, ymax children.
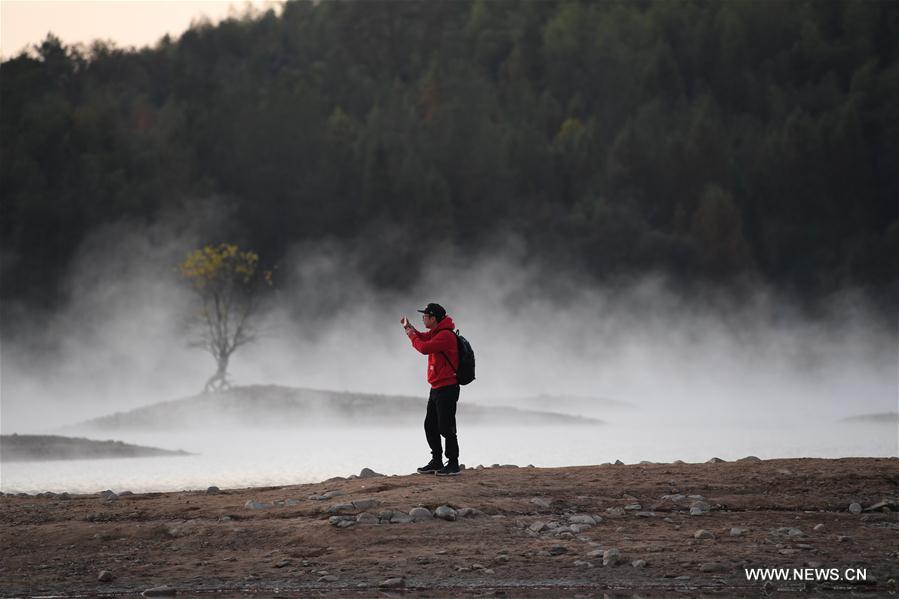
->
<box><xmin>442</xmin><ymin>329</ymin><xmax>476</xmax><ymax>385</ymax></box>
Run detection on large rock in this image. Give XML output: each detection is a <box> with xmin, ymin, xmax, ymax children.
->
<box><xmin>327</xmin><ymin>503</ymin><xmax>355</xmax><ymax>514</ymax></box>
<box><xmin>359</xmin><ymin>468</ymin><xmax>384</xmax><ymax>479</ymax></box>
<box><xmin>356</xmin><ymin>512</ymin><xmax>379</xmax><ymax>524</ymax></box>
<box><xmin>352</xmin><ymin>499</ymin><xmax>380</xmax><ymax>510</ymax></box>
<box><xmin>328</xmin><ymin>515</ymin><xmax>356</xmax><ymax>528</ymax></box>
<box><xmin>435</xmin><ymin>505</ymin><xmax>457</xmax><ymax>521</ymax></box>
<box><xmin>390</xmin><ymin>513</ymin><xmax>413</xmax><ymax>524</ymax></box>
<box><xmin>569</xmin><ymin>514</ymin><xmax>597</xmax><ymax>526</ymax></box>
<box><xmin>409</xmin><ymin>507</ymin><xmax>433</xmax><ymax>522</ymax></box>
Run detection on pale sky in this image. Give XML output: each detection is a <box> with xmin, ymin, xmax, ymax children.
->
<box><xmin>0</xmin><ymin>0</ymin><xmax>283</xmax><ymax>58</ymax></box>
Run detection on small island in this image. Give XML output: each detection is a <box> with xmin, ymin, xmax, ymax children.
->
<box><xmin>0</xmin><ymin>434</ymin><xmax>192</xmax><ymax>462</ymax></box>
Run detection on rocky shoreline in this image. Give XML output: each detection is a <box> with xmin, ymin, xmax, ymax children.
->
<box><xmin>1</xmin><ymin>457</ymin><xmax>897</xmax><ymax>597</ymax></box>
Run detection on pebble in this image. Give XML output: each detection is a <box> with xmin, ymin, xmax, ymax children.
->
<box><xmin>694</xmin><ymin>529</ymin><xmax>714</xmax><ymax>539</ymax></box>
<box><xmin>379</xmin><ymin>577</ymin><xmax>404</xmax><ymax>588</ymax></box>
<box><xmin>142</xmin><ymin>587</ymin><xmax>177</xmax><ymax>597</ymax></box>
<box><xmin>813</xmin><ymin>523</ymin><xmax>825</xmax><ymax>531</ymax></box>
<box><xmin>689</xmin><ymin>501</ymin><xmax>710</xmax><ymax>516</ymax></box>
<box><xmin>699</xmin><ymin>562</ymin><xmax>725</xmax><ymax>572</ymax></box>
<box><xmin>435</xmin><ymin>505</ymin><xmax>457</xmax><ymax>521</ymax></box>
<box><xmin>98</xmin><ymin>570</ymin><xmax>114</xmax><ymax>582</ymax></box>
<box><xmin>603</xmin><ymin>548</ymin><xmax>622</xmax><ymax>566</ymax></box>
<box><xmin>409</xmin><ymin>507</ymin><xmax>433</xmax><ymax>522</ymax></box>
<box><xmin>848</xmin><ymin>502</ymin><xmax>862</xmax><ymax>515</ymax></box>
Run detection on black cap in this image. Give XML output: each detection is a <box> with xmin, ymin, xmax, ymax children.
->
<box><xmin>417</xmin><ymin>302</ymin><xmax>446</xmax><ymax>320</ymax></box>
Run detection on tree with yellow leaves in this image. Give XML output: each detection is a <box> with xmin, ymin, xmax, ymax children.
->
<box><xmin>179</xmin><ymin>244</ymin><xmax>273</xmax><ymax>393</ymax></box>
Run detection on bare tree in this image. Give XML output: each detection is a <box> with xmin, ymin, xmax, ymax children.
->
<box><xmin>179</xmin><ymin>243</ymin><xmax>273</xmax><ymax>392</ymax></box>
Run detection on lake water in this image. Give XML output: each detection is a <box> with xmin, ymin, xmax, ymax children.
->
<box><xmin>2</xmin><ymin>417</ymin><xmax>895</xmax><ymax>494</ymax></box>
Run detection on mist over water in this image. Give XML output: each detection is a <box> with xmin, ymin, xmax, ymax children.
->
<box><xmin>1</xmin><ymin>218</ymin><xmax>896</xmax><ymax>492</ymax></box>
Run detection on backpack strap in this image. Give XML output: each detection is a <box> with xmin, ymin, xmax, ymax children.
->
<box><xmin>438</xmin><ymin>329</ymin><xmax>459</xmax><ymax>374</ymax></box>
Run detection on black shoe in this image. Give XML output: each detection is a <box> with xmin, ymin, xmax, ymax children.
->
<box><xmin>436</xmin><ymin>462</ymin><xmax>461</xmax><ymax>476</ymax></box>
<box><xmin>417</xmin><ymin>459</ymin><xmax>443</xmax><ymax>474</ymax></box>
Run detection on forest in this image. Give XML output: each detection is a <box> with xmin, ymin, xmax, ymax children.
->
<box><xmin>2</xmin><ymin>0</ymin><xmax>896</xmax><ymax>315</ymax></box>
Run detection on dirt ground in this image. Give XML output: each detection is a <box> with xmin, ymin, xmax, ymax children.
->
<box><xmin>1</xmin><ymin>457</ymin><xmax>897</xmax><ymax>598</ymax></box>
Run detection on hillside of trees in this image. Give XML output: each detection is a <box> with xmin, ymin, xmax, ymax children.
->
<box><xmin>2</xmin><ymin>0</ymin><xmax>896</xmax><ymax>316</ymax></box>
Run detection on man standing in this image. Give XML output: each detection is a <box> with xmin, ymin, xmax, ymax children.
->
<box><xmin>401</xmin><ymin>302</ymin><xmax>461</xmax><ymax>476</ymax></box>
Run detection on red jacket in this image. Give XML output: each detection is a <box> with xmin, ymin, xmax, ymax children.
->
<box><xmin>406</xmin><ymin>315</ymin><xmax>459</xmax><ymax>388</ymax></box>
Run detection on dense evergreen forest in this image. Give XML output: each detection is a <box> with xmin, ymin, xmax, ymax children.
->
<box><xmin>1</xmin><ymin>0</ymin><xmax>897</xmax><ymax>315</ymax></box>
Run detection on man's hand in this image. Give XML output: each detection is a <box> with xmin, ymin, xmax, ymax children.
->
<box><xmin>400</xmin><ymin>316</ymin><xmax>410</xmax><ymax>328</ymax></box>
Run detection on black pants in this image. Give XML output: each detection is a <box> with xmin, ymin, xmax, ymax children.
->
<box><xmin>425</xmin><ymin>384</ymin><xmax>460</xmax><ymax>463</ymax></box>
